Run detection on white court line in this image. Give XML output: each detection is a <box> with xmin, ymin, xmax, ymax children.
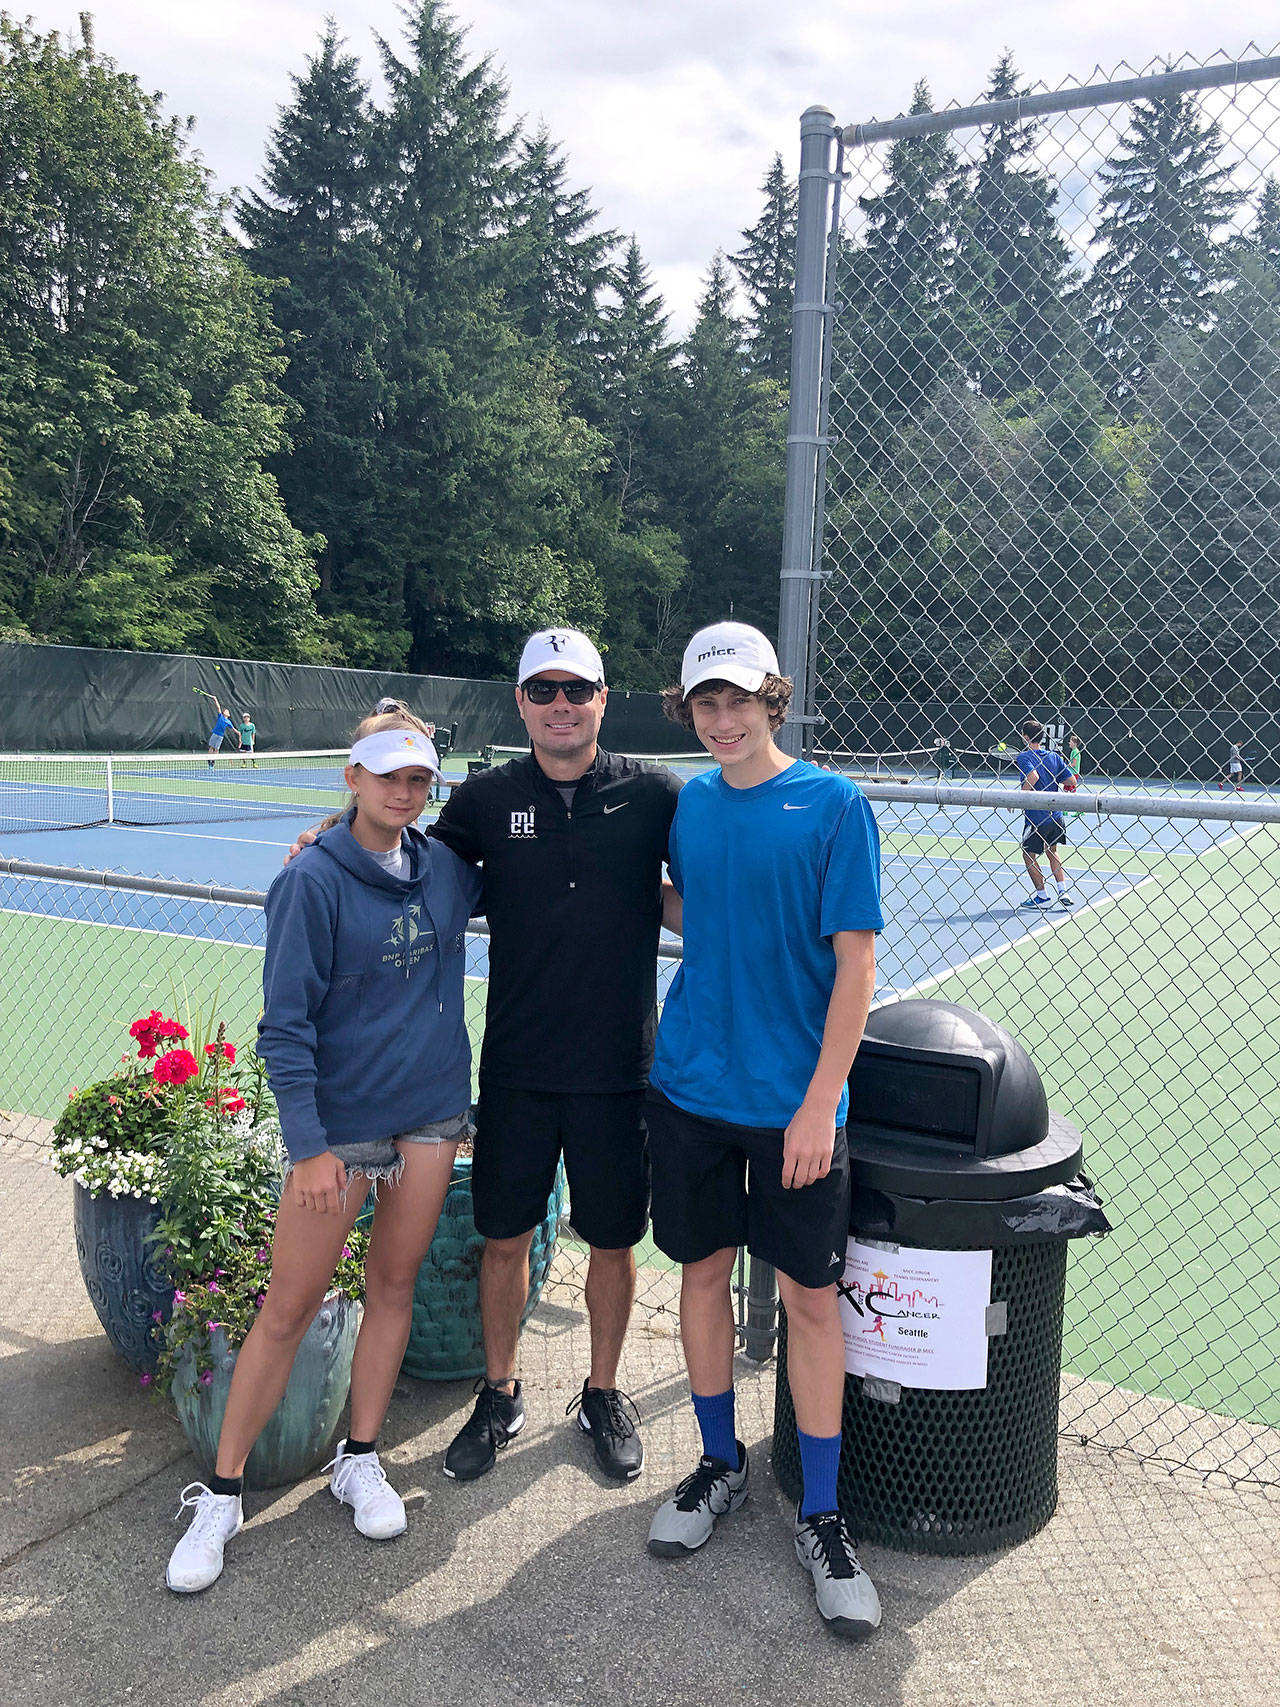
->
<box><xmin>879</xmin><ymin>819</ymin><xmax>1273</xmax><ymax>1006</ymax></box>
<box><xmin>0</xmin><ymin>901</ymin><xmax>493</xmax><ymax>983</ymax></box>
<box><xmin>876</xmin><ymin>871</ymin><xmax>1160</xmax><ymax>1007</ymax></box>
<box><xmin>0</xmin><ymin>905</ymin><xmax>255</xmax><ymax>946</ymax></box>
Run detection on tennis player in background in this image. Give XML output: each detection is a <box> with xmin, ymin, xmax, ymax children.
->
<box><xmin>1014</xmin><ymin>719</ymin><xmax>1074</xmax><ymax>909</ymax></box>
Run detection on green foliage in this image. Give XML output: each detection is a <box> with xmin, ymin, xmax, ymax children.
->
<box><xmin>732</xmin><ymin>155</ymin><xmax>797</xmax><ymax>384</ymax></box>
<box><xmin>156</xmin><ymin>1209</ymin><xmax>368</xmax><ymax>1394</ymax></box>
<box><xmin>0</xmin><ymin>16</ymin><xmax>322</xmax><ymax>658</ymax></box>
<box><xmin>1088</xmin><ymin>85</ymin><xmax>1244</xmax><ymax>411</ymax></box>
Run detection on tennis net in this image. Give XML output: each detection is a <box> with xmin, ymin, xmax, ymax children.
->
<box><xmin>810</xmin><ymin>745</ymin><xmax>945</xmax><ymax>783</ymax></box>
<box><xmin>0</xmin><ymin>750</ymin><xmax>352</xmax><ymax>834</ymax></box>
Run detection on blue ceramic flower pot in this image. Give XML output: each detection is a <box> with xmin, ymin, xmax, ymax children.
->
<box><xmin>172</xmin><ymin>1294</ymin><xmax>361</xmax><ymax>1491</ymax></box>
<box><xmin>72</xmin><ymin>1181</ymin><xmax>174</xmax><ymax>1374</ymax></box>
<box><xmin>400</xmin><ymin>1156</ymin><xmax>565</xmax><ymax>1381</ymax></box>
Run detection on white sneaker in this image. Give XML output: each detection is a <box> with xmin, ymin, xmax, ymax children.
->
<box><xmin>646</xmin><ymin>1445</ymin><xmax>748</xmax><ymax>1557</ymax></box>
<box><xmin>166</xmin><ymin>1482</ymin><xmax>243</xmax><ymax>1593</ymax></box>
<box><xmin>328</xmin><ymin>1442</ymin><xmax>407</xmax><ymax>1540</ymax></box>
<box><xmin>794</xmin><ymin>1507</ymin><xmax>881</xmax><ymax>1639</ymax></box>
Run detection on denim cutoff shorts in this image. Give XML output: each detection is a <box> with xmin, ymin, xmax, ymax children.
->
<box><xmin>287</xmin><ymin>1110</ymin><xmax>472</xmax><ymax>1196</ymax></box>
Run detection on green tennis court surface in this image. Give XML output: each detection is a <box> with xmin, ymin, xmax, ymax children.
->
<box><xmin>5</xmin><ymin>806</ymin><xmax>1277</xmax><ymax>1425</ymax></box>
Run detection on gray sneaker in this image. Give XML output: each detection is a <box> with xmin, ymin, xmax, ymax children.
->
<box><xmin>794</xmin><ymin>1507</ymin><xmax>881</xmax><ymax>1639</ymax></box>
<box><xmin>646</xmin><ymin>1444</ymin><xmax>748</xmax><ymax>1557</ymax></box>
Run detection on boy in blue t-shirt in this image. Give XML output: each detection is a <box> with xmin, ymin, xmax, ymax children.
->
<box><xmin>644</xmin><ymin>621</ymin><xmax>883</xmax><ymax>1642</ymax></box>
<box><xmin>1014</xmin><ymin>719</ymin><xmax>1073</xmax><ymax>909</ymax></box>
<box><xmin>206</xmin><ymin>702</ymin><xmax>234</xmax><ymax>769</ymax></box>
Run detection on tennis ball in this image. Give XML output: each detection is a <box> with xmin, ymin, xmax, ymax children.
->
<box><xmin>997</xmin><ymin>742</ymin><xmax>1007</xmax><ymax>751</ymax></box>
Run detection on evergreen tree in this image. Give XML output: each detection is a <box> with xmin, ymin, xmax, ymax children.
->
<box><xmin>1088</xmin><ymin>85</ymin><xmax>1244</xmax><ymax>411</ymax></box>
<box><xmin>731</xmin><ymin>154</ymin><xmax>797</xmax><ymax>384</ymax></box>
<box><xmin>503</xmin><ymin>125</ymin><xmax>617</xmax><ymax>412</ymax></box>
<box><xmin>1141</xmin><ymin>257</ymin><xmax>1280</xmax><ymax>706</ymax></box>
<box><xmin>356</xmin><ymin>1</ymin><xmax>606</xmax><ymax>674</ymax></box>
<box><xmin>0</xmin><ymin>16</ymin><xmax>320</xmax><ymax>657</ymax></box>
<box><xmin>963</xmin><ymin>52</ymin><xmax>1082</xmax><ymax>398</ymax></box>
<box><xmin>838</xmin><ymin>81</ymin><xmax>986</xmax><ymax>470</ymax></box>
<box><xmin>1244</xmin><ymin>176</ymin><xmax>1280</xmax><ymax>274</ymax></box>
<box><xmin>590</xmin><ymin>238</ymin><xmax>687</xmax><ymax>685</ymax></box>
<box><xmin>667</xmin><ymin>253</ymin><xmax>786</xmax><ymax>636</ymax></box>
<box><xmin>238</xmin><ymin>23</ymin><xmax>407</xmax><ymax>665</ymax></box>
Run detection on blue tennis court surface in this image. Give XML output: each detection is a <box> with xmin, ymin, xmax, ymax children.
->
<box><xmin>3</xmin><ymin>754</ymin><xmax>1254</xmax><ymax>1009</ymax></box>
<box><xmin>1</xmin><ymin>789</ymin><xmax>1200</xmax><ymax>1002</ymax></box>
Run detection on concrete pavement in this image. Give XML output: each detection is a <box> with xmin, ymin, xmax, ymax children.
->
<box><xmin>1</xmin><ymin>1133</ymin><xmax>1277</xmax><ymax>1707</ymax></box>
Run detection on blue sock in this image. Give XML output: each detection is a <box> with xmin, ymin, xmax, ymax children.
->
<box><xmin>797</xmin><ymin>1428</ymin><xmax>841</xmax><ymax>1519</ymax></box>
<box><xmin>690</xmin><ymin>1388</ymin><xmax>737</xmax><ymax>1467</ymax></box>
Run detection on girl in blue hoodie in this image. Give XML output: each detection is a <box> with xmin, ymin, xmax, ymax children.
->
<box><xmin>167</xmin><ymin>710</ymin><xmax>482</xmax><ymax>1593</ymax></box>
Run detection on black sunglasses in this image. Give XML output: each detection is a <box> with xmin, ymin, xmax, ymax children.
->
<box><xmin>522</xmin><ymin>679</ymin><xmax>599</xmax><ymax>705</ymax></box>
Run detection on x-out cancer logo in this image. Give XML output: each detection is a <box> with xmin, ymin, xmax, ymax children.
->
<box><xmin>838</xmin><ymin>1268</ymin><xmax>941</xmax><ymax>1325</ymax></box>
<box><xmin>509</xmin><ymin>807</ymin><xmax>536</xmax><ymax>838</ymax></box>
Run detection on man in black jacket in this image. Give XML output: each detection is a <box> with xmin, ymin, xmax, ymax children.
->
<box><xmin>432</xmin><ymin>629</ymin><xmax>681</xmax><ymax>1483</ymax></box>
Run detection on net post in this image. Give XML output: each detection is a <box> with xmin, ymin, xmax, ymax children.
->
<box><xmin>778</xmin><ymin>105</ymin><xmax>838</xmax><ymax>764</ymax></box>
<box><xmin>105</xmin><ymin>755</ymin><xmax>114</xmax><ymax>825</ymax></box>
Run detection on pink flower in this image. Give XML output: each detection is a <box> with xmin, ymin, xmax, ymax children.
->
<box><xmin>255</xmin><ymin>1293</ymin><xmax>266</xmax><ymax>1308</ymax></box>
<box><xmin>341</xmin><ymin>1246</ymin><xmax>353</xmax><ymax>1259</ymax></box>
<box><xmin>151</xmin><ymin>1310</ymin><xmax>164</xmax><ymax>1323</ymax></box>
<box><xmin>208</xmin><ymin>1321</ymin><xmax>220</xmax><ymax>1333</ymax></box>
<box><xmin>215</xmin><ymin>1269</ymin><xmax>225</xmax><ymax>1277</ymax></box>
<box><xmin>138</xmin><ymin>1373</ymin><xmax>153</xmax><ymax>1387</ymax></box>
<box><xmin>173</xmin><ymin>1289</ymin><xmax>187</xmax><ymax>1305</ymax></box>
<box><xmin>207</xmin><ymin>1282</ymin><xmax>220</xmax><ymax>1295</ymax></box>
<box><xmin>199</xmin><ymin>1371</ymin><xmax>213</xmax><ymax>1386</ymax></box>
<box><xmin>256</xmin><ymin>1249</ymin><xmax>269</xmax><ymax>1262</ymax></box>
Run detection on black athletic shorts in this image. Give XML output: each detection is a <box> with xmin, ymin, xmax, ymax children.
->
<box><xmin>472</xmin><ymin>1078</ymin><xmax>650</xmax><ymax>1249</ymax></box>
<box><xmin>1022</xmin><ymin>820</ymin><xmax>1067</xmax><ymax>856</ymax></box>
<box><xmin>644</xmin><ymin>1087</ymin><xmax>849</xmax><ymax>1291</ymax></box>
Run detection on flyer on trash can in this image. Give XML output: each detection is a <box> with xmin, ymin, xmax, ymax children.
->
<box><xmin>837</xmin><ymin>1239</ymin><xmax>994</xmax><ymax>1390</ymax></box>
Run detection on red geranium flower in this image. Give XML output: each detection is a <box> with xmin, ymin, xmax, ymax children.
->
<box><xmin>155</xmin><ymin>1018</ymin><xmax>189</xmax><ymax>1041</ymax></box>
<box><xmin>203</xmin><ymin>1041</ymin><xmax>236</xmax><ymax>1063</ymax></box>
<box><xmin>152</xmin><ymin>1049</ymin><xmax>199</xmax><ymax>1086</ymax></box>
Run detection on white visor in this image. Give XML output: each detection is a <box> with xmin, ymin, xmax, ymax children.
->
<box><xmin>349</xmin><ymin>729</ymin><xmax>440</xmax><ymax>777</ymax></box>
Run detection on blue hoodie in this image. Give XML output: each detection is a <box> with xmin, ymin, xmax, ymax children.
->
<box><xmin>258</xmin><ymin>811</ymin><xmax>483</xmax><ymax>1163</ymax></box>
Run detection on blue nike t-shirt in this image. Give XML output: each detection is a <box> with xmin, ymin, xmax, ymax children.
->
<box><xmin>210</xmin><ymin>712</ymin><xmax>233</xmax><ymax>740</ymax></box>
<box><xmin>1015</xmin><ymin>747</ymin><xmax>1071</xmax><ymax>826</ymax></box>
<box><xmin>651</xmin><ymin>759</ymin><xmax>883</xmax><ymax>1129</ymax></box>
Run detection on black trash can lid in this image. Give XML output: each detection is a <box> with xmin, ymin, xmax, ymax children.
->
<box><xmin>846</xmin><ymin>999</ymin><xmax>1082</xmax><ymax>1200</ymax></box>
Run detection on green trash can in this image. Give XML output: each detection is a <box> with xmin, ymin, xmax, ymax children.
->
<box><xmin>772</xmin><ymin>999</ymin><xmax>1109</xmax><ymax>1556</ymax></box>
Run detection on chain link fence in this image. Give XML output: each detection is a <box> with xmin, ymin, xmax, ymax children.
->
<box><xmin>0</xmin><ymin>860</ymin><xmax>685</xmax><ymax>1332</ymax></box>
<box><xmin>779</xmin><ymin>49</ymin><xmax>1280</xmax><ymax>1486</ymax></box>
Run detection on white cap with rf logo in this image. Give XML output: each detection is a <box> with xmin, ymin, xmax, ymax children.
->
<box><xmin>518</xmin><ymin>628</ymin><xmax>605</xmax><ymax>687</ymax></box>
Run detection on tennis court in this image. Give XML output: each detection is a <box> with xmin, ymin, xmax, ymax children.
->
<box><xmin>3</xmin><ymin>749</ymin><xmax>1277</xmax><ymax>1435</ymax></box>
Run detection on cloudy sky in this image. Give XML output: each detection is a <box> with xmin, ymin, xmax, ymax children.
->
<box><xmin>48</xmin><ymin>2</ymin><xmax>1280</xmax><ymax>331</ymax></box>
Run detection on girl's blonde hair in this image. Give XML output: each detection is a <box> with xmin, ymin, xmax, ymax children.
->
<box><xmin>349</xmin><ymin>707</ymin><xmax>433</xmax><ymax>746</ymax></box>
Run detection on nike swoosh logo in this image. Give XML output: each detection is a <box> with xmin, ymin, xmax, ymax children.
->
<box><xmin>603</xmin><ymin>802</ymin><xmax>629</xmax><ymax>814</ymax></box>
<box><xmin>782</xmin><ymin>803</ymin><xmax>810</xmax><ymax>810</ymax></box>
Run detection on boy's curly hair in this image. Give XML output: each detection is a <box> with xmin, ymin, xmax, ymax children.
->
<box><xmin>660</xmin><ymin>673</ymin><xmax>793</xmax><ymax>733</ymax></box>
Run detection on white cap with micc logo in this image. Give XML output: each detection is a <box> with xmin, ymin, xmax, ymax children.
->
<box><xmin>680</xmin><ymin>622</ymin><xmax>781</xmax><ymax>695</ymax></box>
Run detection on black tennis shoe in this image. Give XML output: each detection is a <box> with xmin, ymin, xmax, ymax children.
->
<box><xmin>443</xmin><ymin>1378</ymin><xmax>525</xmax><ymax>1481</ymax></box>
<box><xmin>567</xmin><ymin>1380</ymin><xmax>644</xmax><ymax>1480</ymax></box>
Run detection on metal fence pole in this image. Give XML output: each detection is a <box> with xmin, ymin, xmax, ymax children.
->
<box><xmin>777</xmin><ymin>105</ymin><xmax>838</xmax><ymax>761</ymax></box>
<box><xmin>743</xmin><ymin>107</ymin><xmax>840</xmax><ymax>1366</ymax></box>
